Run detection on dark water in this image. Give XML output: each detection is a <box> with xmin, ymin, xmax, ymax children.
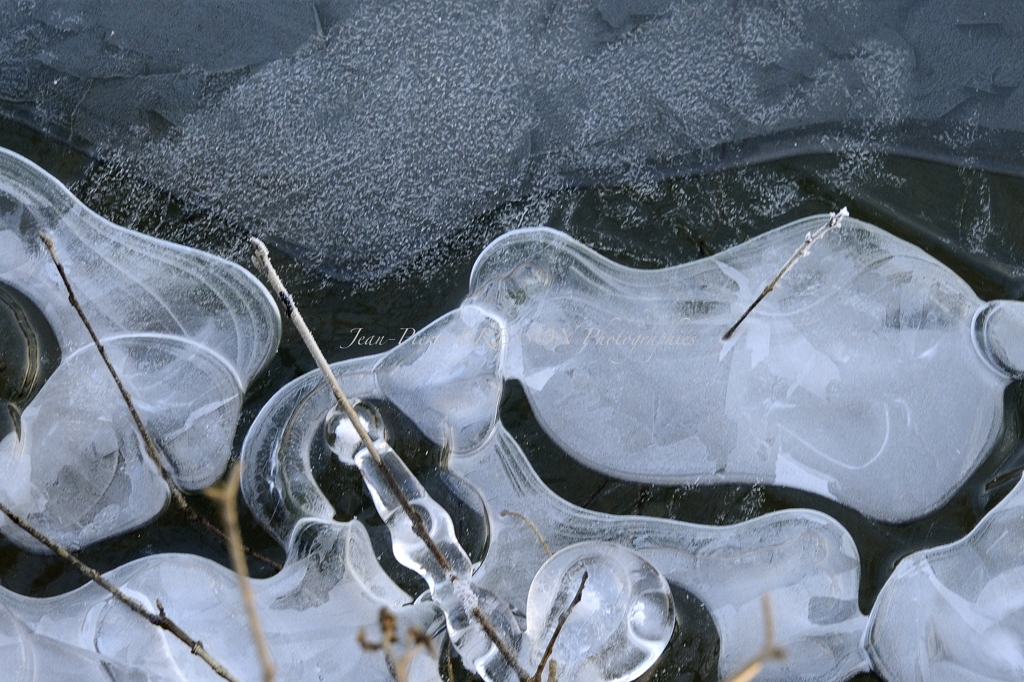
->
<box><xmin>3</xmin><ymin>119</ymin><xmax>1024</xmax><ymax>682</ymax></box>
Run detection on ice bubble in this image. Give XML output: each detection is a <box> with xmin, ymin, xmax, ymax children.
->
<box><xmin>525</xmin><ymin>541</ymin><xmax>675</xmax><ymax>682</ymax></box>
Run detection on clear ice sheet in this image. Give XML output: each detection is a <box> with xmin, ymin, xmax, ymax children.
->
<box><xmin>3</xmin><ymin>1</ymin><xmax>1023</xmax><ymax>279</ymax></box>
<box><xmin>0</xmin><ymin>147</ymin><xmax>281</xmax><ymax>550</ymax></box>
<box><xmin>865</xmin><ymin>475</ymin><xmax>1024</xmax><ymax>682</ymax></box>
<box><xmin>463</xmin><ymin>216</ymin><xmax>1020</xmax><ymax>522</ymax></box>
<box><xmin>243</xmin><ymin>353</ymin><xmax>870</xmax><ymax>681</ymax></box>
<box><xmin>0</xmin><ymin>518</ymin><xmax>443</xmax><ymax>682</ymax></box>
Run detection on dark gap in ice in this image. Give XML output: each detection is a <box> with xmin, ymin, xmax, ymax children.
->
<box><xmin>311</xmin><ymin>397</ymin><xmax>490</xmax><ymax>597</ymax></box>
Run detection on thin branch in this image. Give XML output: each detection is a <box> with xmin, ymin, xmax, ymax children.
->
<box><xmin>206</xmin><ymin>463</ymin><xmax>276</xmax><ymax>682</ymax></box>
<box><xmin>722</xmin><ymin>594</ymin><xmax>785</xmax><ymax>682</ymax></box>
<box><xmin>250</xmin><ymin>237</ymin><xmax>529</xmax><ymax>681</ymax></box>
<box><xmin>499</xmin><ymin>511</ymin><xmax>552</xmax><ymax>557</ymax></box>
<box><xmin>39</xmin><ymin>231</ymin><xmax>282</xmax><ymax>572</ymax></box>
<box><xmin>0</xmin><ymin>499</ymin><xmax>241</xmax><ymax>682</ymax></box>
<box><xmin>471</xmin><ymin>603</ymin><xmax>531</xmax><ymax>680</ymax></box>
<box><xmin>722</xmin><ymin>208</ymin><xmax>849</xmax><ymax>341</ymax></box>
<box><xmin>531</xmin><ymin>571</ymin><xmax>588</xmax><ymax>682</ymax></box>
<box><xmin>249</xmin><ymin>238</ymin><xmax>450</xmax><ymax>573</ymax></box>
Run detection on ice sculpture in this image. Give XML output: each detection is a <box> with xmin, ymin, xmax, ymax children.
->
<box><xmin>459</xmin><ymin>216</ymin><xmax>1020</xmax><ymax>523</ymax></box>
<box><xmin>0</xmin><ymin>147</ymin><xmax>281</xmax><ymax>550</ymax></box>
<box><xmin>0</xmin><ymin>518</ymin><xmax>443</xmax><ymax>682</ymax></box>
<box><xmin>865</xmin><ymin>474</ymin><xmax>1024</xmax><ymax>682</ymax></box>
<box><xmin>243</xmin><ymin>351</ymin><xmax>870</xmax><ymax>681</ymax></box>
<box><xmin>325</xmin><ymin>405</ymin><xmax>676</xmax><ymax>682</ymax></box>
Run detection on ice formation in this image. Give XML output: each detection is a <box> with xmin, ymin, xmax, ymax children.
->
<box><xmin>461</xmin><ymin>216</ymin><xmax>1024</xmax><ymax>522</ymax></box>
<box><xmin>240</xmin><ymin>214</ymin><xmax>1024</xmax><ymax>679</ymax></box>
<box><xmin>248</xmin><ymin>215</ymin><xmax>1024</xmax><ymax>524</ymax></box>
<box><xmin>244</xmin><ymin>351</ymin><xmax>870</xmax><ymax>681</ymax></box>
<box><xmin>0</xmin><ymin>518</ymin><xmax>443</xmax><ymax>682</ymax></box>
<box><xmin>325</xmin><ymin>406</ymin><xmax>676</xmax><ymax>682</ymax></box>
<box><xmin>0</xmin><ymin>147</ymin><xmax>281</xmax><ymax>551</ymax></box>
<box><xmin>865</xmin><ymin>476</ymin><xmax>1024</xmax><ymax>682</ymax></box>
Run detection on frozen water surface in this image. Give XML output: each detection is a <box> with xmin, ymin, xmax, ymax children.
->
<box><xmin>2</xmin><ymin>1</ymin><xmax>1023</xmax><ymax>279</ymax></box>
<box><xmin>0</xmin><ymin>147</ymin><xmax>280</xmax><ymax>551</ymax></box>
<box><xmin>244</xmin><ymin>353</ymin><xmax>869</xmax><ymax>681</ymax></box>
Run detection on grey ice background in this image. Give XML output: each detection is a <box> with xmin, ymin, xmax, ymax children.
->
<box><xmin>2</xmin><ymin>0</ymin><xmax>1022</xmax><ymax>281</ymax></box>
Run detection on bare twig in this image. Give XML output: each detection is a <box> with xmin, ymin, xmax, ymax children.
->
<box><xmin>39</xmin><ymin>231</ymin><xmax>282</xmax><ymax>572</ymax></box>
<box><xmin>0</xmin><ymin>499</ymin><xmax>241</xmax><ymax>682</ymax></box>
<box><xmin>500</xmin><ymin>510</ymin><xmax>552</xmax><ymax>557</ymax></box>
<box><xmin>207</xmin><ymin>463</ymin><xmax>276</xmax><ymax>682</ymax></box>
<box><xmin>530</xmin><ymin>571</ymin><xmax>588</xmax><ymax>682</ymax></box>
<box><xmin>250</xmin><ymin>237</ymin><xmax>530</xmax><ymax>681</ymax></box>
<box><xmin>722</xmin><ymin>208</ymin><xmax>849</xmax><ymax>341</ymax></box>
<box><xmin>722</xmin><ymin>594</ymin><xmax>785</xmax><ymax>682</ymax></box>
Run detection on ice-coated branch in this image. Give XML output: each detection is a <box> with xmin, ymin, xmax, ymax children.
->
<box><xmin>39</xmin><ymin>231</ymin><xmax>283</xmax><ymax>571</ymax></box>
<box><xmin>722</xmin><ymin>208</ymin><xmax>848</xmax><ymax>341</ymax></box>
<box><xmin>207</xmin><ymin>463</ymin><xmax>276</xmax><ymax>682</ymax></box>
<box><xmin>0</xmin><ymin>499</ymin><xmax>242</xmax><ymax>682</ymax></box>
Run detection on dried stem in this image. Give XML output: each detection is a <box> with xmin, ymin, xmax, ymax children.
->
<box><xmin>0</xmin><ymin>499</ymin><xmax>241</xmax><ymax>682</ymax></box>
<box><xmin>250</xmin><ymin>237</ymin><xmax>530</xmax><ymax>681</ymax></box>
<box><xmin>207</xmin><ymin>463</ymin><xmax>276</xmax><ymax>682</ymax></box>
<box><xmin>39</xmin><ymin>231</ymin><xmax>282</xmax><ymax>572</ymax></box>
<box><xmin>358</xmin><ymin>608</ymin><xmax>435</xmax><ymax>682</ymax></box>
<box><xmin>722</xmin><ymin>594</ymin><xmax>785</xmax><ymax>682</ymax></box>
<box><xmin>500</xmin><ymin>510</ymin><xmax>552</xmax><ymax>557</ymax></box>
<box><xmin>722</xmin><ymin>208</ymin><xmax>849</xmax><ymax>341</ymax></box>
<box><xmin>531</xmin><ymin>571</ymin><xmax>588</xmax><ymax>682</ymax></box>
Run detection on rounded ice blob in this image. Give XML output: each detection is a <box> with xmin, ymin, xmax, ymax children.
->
<box><xmin>974</xmin><ymin>300</ymin><xmax>1024</xmax><ymax>379</ymax></box>
<box><xmin>324</xmin><ymin>400</ymin><xmax>384</xmax><ymax>465</ymax></box>
<box><xmin>525</xmin><ymin>541</ymin><xmax>675</xmax><ymax>682</ymax></box>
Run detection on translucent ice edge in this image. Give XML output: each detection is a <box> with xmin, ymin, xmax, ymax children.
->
<box><xmin>0</xmin><ymin>517</ymin><xmax>443</xmax><ymax>682</ymax></box>
<box><xmin>865</xmin><ymin>474</ymin><xmax>1024</xmax><ymax>682</ymax></box>
<box><xmin>0</xmin><ymin>146</ymin><xmax>281</xmax><ymax>551</ymax></box>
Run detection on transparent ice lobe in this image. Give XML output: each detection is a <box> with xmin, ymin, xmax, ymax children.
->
<box><xmin>244</xmin><ymin>355</ymin><xmax>869</xmax><ymax>681</ymax></box>
<box><xmin>456</xmin><ymin>426</ymin><xmax>870</xmax><ymax>682</ymax></box>
<box><xmin>376</xmin><ymin>306</ymin><xmax>504</xmax><ymax>454</ymax></box>
<box><xmin>865</xmin><ymin>477</ymin><xmax>1024</xmax><ymax>682</ymax></box>
<box><xmin>347</xmin><ymin>438</ymin><xmax>523</xmax><ymax>682</ymax></box>
<box><xmin>0</xmin><ymin>146</ymin><xmax>281</xmax><ymax>551</ymax></box>
<box><xmin>467</xmin><ymin>217</ymin><xmax>1014</xmax><ymax>523</ymax></box>
<box><xmin>0</xmin><ymin>519</ymin><xmax>443</xmax><ymax>682</ymax></box>
<box><xmin>524</xmin><ymin>542</ymin><xmax>675</xmax><ymax>682</ymax></box>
